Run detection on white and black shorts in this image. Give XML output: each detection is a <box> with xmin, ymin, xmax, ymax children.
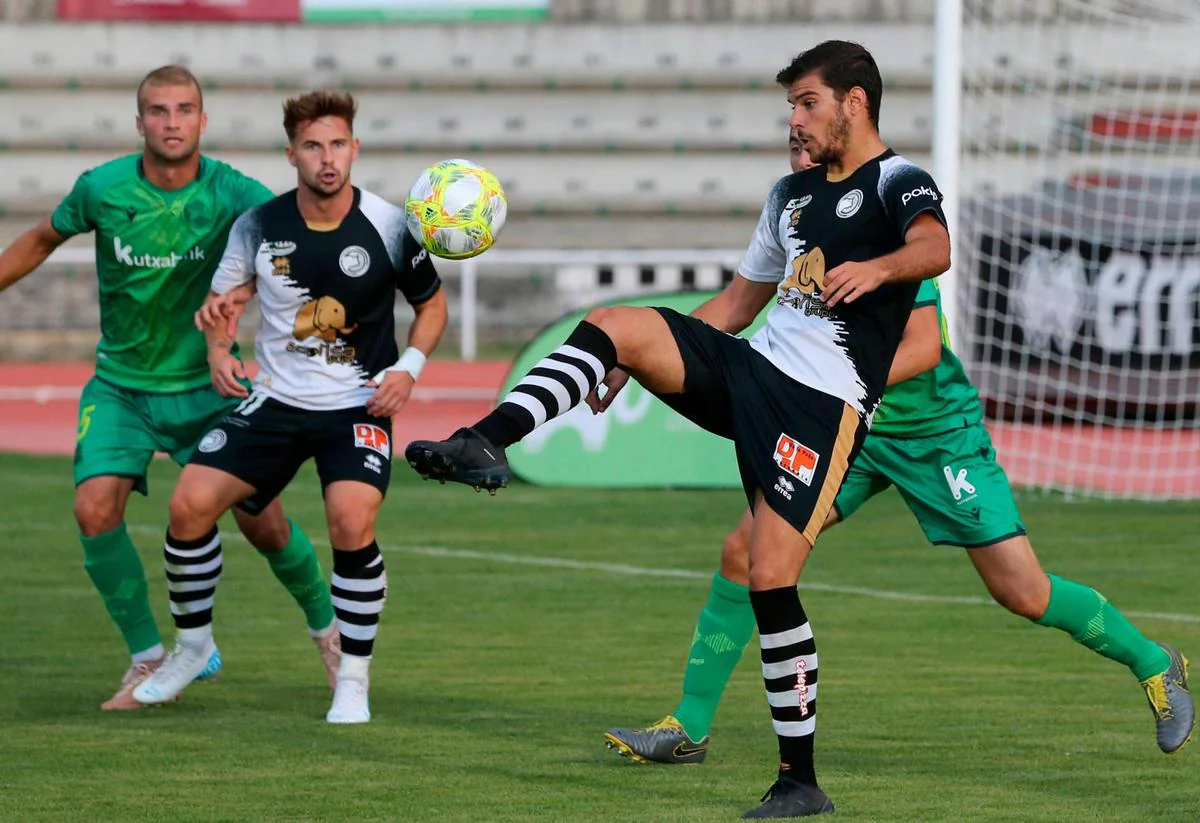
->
<box><xmin>652</xmin><ymin>307</ymin><xmax>868</xmax><ymax>545</ymax></box>
<box><xmin>189</xmin><ymin>393</ymin><xmax>393</xmax><ymax>514</ymax></box>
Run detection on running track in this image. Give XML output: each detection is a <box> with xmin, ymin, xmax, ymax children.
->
<box><xmin>1</xmin><ymin>363</ymin><xmax>1196</xmax><ymax>497</ymax></box>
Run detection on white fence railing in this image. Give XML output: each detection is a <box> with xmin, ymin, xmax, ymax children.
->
<box><xmin>20</xmin><ymin>246</ymin><xmax>750</xmax><ymax>361</ymax></box>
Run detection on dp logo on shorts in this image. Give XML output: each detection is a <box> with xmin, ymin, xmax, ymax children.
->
<box><xmin>774</xmin><ymin>433</ymin><xmax>819</xmax><ymax>487</ymax></box>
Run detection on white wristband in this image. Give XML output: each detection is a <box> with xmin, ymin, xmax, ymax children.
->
<box><xmin>372</xmin><ymin>346</ymin><xmax>426</xmax><ymax>385</ymax></box>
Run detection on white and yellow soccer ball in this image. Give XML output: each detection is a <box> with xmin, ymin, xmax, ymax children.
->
<box><xmin>404</xmin><ymin>159</ymin><xmax>507</xmax><ymax>260</ymax></box>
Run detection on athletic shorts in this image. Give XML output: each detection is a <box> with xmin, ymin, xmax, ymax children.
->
<box><xmin>832</xmin><ymin>421</ymin><xmax>1027</xmax><ymax>548</ymax></box>
<box><xmin>187</xmin><ymin>393</ymin><xmax>393</xmax><ymax>514</ymax></box>
<box><xmin>652</xmin><ymin>308</ymin><xmax>868</xmax><ymax>545</ymax></box>
<box><xmin>73</xmin><ymin>377</ymin><xmax>237</xmax><ymax>495</ymax></box>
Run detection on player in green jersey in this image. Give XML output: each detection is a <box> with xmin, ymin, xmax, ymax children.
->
<box><xmin>600</xmin><ymin>135</ymin><xmax>1193</xmax><ymax>773</ymax></box>
<box><xmin>0</xmin><ymin>66</ymin><xmax>340</xmax><ymax>710</ymax></box>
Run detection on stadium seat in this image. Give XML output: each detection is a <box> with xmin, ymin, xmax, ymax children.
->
<box><xmin>0</xmin><ymin>23</ymin><xmax>936</xmax><ymax>89</ymax></box>
<box><xmin>0</xmin><ymin>88</ymin><xmax>934</xmax><ymax>153</ymax></box>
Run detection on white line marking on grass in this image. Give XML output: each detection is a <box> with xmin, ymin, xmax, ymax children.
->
<box><xmin>4</xmin><ymin>521</ymin><xmax>1196</xmax><ymax>624</ymax></box>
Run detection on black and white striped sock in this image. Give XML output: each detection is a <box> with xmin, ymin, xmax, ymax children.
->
<box><xmin>750</xmin><ymin>586</ymin><xmax>819</xmax><ymax>787</ymax></box>
<box><xmin>331</xmin><ymin>542</ymin><xmax>387</xmax><ymax>659</ymax></box>
<box><xmin>165</xmin><ymin>527</ymin><xmax>223</xmax><ymax>630</ymax></box>
<box><xmin>474</xmin><ymin>320</ymin><xmax>617</xmax><ymax>448</ymax></box>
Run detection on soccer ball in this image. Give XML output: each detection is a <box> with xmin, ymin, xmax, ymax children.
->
<box><xmin>404</xmin><ymin>159</ymin><xmax>507</xmax><ymax>260</ymax></box>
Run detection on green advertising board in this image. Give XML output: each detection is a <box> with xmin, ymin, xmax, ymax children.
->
<box><xmin>302</xmin><ymin>0</ymin><xmax>548</xmax><ymax>21</ymax></box>
<box><xmin>503</xmin><ymin>291</ymin><xmax>769</xmax><ymax>489</ymax></box>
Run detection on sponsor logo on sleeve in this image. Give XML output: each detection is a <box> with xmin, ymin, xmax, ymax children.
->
<box><xmin>900</xmin><ymin>186</ymin><xmax>939</xmax><ymax>206</ymax></box>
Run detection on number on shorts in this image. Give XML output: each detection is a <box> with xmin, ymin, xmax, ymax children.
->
<box><xmin>77</xmin><ymin>404</ymin><xmax>96</xmax><ymax>441</ymax></box>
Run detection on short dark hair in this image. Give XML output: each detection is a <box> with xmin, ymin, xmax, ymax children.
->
<box><xmin>137</xmin><ymin>65</ymin><xmax>203</xmax><ymax>115</ymax></box>
<box><xmin>776</xmin><ymin>40</ymin><xmax>882</xmax><ymax>129</ymax></box>
<box><xmin>282</xmin><ymin>90</ymin><xmax>358</xmax><ymax>141</ymax></box>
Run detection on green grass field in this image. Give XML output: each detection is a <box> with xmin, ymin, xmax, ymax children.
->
<box><xmin>1</xmin><ymin>453</ymin><xmax>1198</xmax><ymax>822</ymax></box>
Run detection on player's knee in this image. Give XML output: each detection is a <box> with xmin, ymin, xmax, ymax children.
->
<box><xmin>583</xmin><ymin>305</ymin><xmax>642</xmax><ymax>343</ymax></box>
<box><xmin>747</xmin><ymin>558</ymin><xmax>797</xmax><ymax>592</ymax></box>
<box><xmin>719</xmin><ymin>528</ymin><xmax>750</xmax><ymax>585</ymax></box>
<box><xmin>326</xmin><ymin>511</ymin><xmax>374</xmax><ymax>551</ymax></box>
<box><xmin>235</xmin><ymin>508</ymin><xmax>290</xmax><ymax>553</ymax></box>
<box><xmin>168</xmin><ymin>484</ymin><xmax>221</xmax><ymax>539</ymax></box>
<box><xmin>583</xmin><ymin>305</ymin><xmax>618</xmax><ymax>330</ymax></box>
<box><xmin>73</xmin><ymin>489</ymin><xmax>124</xmax><ymax>536</ymax></box>
<box><xmin>992</xmin><ymin>584</ymin><xmax>1049</xmax><ymax>621</ymax></box>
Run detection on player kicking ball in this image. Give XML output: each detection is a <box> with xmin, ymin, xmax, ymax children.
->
<box><xmin>409</xmin><ymin>41</ymin><xmax>954</xmax><ymax>817</ymax></box>
<box><xmin>131</xmin><ymin>90</ymin><xmax>447</xmax><ymax>723</ymax></box>
<box><xmin>0</xmin><ymin>65</ymin><xmax>339</xmax><ymax>710</ymax></box>
<box><xmin>603</xmin><ymin>132</ymin><xmax>1193</xmax><ymax>770</ymax></box>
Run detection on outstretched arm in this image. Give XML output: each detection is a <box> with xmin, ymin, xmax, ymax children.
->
<box><xmin>0</xmin><ymin>218</ymin><xmax>67</xmax><ymax>294</ymax></box>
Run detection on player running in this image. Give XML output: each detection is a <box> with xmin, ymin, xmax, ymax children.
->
<box><xmin>601</xmin><ymin>131</ymin><xmax>1193</xmax><ymax>769</ymax></box>
<box><xmin>407</xmin><ymin>41</ymin><xmax>952</xmax><ymax>817</ymax></box>
<box><xmin>0</xmin><ymin>65</ymin><xmax>339</xmax><ymax>710</ymax></box>
<box><xmin>132</xmin><ymin>90</ymin><xmax>447</xmax><ymax>725</ymax></box>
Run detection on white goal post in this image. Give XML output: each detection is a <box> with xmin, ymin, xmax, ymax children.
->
<box><xmin>935</xmin><ymin>0</ymin><xmax>1200</xmax><ymax>500</ymax></box>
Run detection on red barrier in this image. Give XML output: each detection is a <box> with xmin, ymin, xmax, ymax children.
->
<box><xmin>57</xmin><ymin>0</ymin><xmax>300</xmax><ymax>22</ymax></box>
<box><xmin>2</xmin><ymin>362</ymin><xmax>1197</xmax><ymax>497</ymax></box>
<box><xmin>0</xmin><ymin>361</ymin><xmax>507</xmax><ymax>456</ymax></box>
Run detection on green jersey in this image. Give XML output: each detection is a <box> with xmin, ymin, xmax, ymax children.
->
<box><xmin>51</xmin><ymin>154</ymin><xmax>273</xmax><ymax>393</ymax></box>
<box><xmin>870</xmin><ymin>278</ymin><xmax>983</xmax><ymax>437</ymax></box>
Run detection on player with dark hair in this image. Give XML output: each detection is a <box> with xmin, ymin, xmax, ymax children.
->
<box><xmin>0</xmin><ymin>65</ymin><xmax>338</xmax><ymax>710</ymax></box>
<box><xmin>407</xmin><ymin>40</ymin><xmax>952</xmax><ymax>817</ymax></box>
<box><xmin>603</xmin><ymin>127</ymin><xmax>1193</xmax><ymax>773</ymax></box>
<box><xmin>132</xmin><ymin>90</ymin><xmax>447</xmax><ymax>725</ymax></box>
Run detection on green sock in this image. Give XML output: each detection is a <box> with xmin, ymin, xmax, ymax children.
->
<box><xmin>81</xmin><ymin>523</ymin><xmax>161</xmax><ymax>656</ymax></box>
<box><xmin>1035</xmin><ymin>573</ymin><xmax>1170</xmax><ymax>681</ymax></box>
<box><xmin>259</xmin><ymin>519</ymin><xmax>335</xmax><ymax>632</ymax></box>
<box><xmin>674</xmin><ymin>572</ymin><xmax>757</xmax><ymax>740</ymax></box>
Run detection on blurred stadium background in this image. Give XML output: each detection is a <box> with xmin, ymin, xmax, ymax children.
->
<box><xmin>0</xmin><ymin>0</ymin><xmax>1197</xmax><ymax>498</ymax></box>
<box><xmin>1</xmin><ymin>6</ymin><xmax>1198</xmax><ymax>822</ymax></box>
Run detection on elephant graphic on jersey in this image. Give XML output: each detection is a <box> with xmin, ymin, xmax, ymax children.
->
<box><xmin>780</xmin><ymin>246</ymin><xmax>826</xmax><ymax>296</ymax></box>
<box><xmin>293</xmin><ymin>295</ymin><xmax>358</xmax><ymax>342</ymax></box>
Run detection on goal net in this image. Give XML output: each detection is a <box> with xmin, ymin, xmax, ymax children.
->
<box><xmin>956</xmin><ymin>0</ymin><xmax>1200</xmax><ymax>499</ymax></box>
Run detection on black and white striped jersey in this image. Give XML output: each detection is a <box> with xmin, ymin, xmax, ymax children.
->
<box><xmin>212</xmin><ymin>187</ymin><xmax>440</xmax><ymax>411</ymax></box>
<box><xmin>739</xmin><ymin>149</ymin><xmax>946</xmax><ymax>418</ymax></box>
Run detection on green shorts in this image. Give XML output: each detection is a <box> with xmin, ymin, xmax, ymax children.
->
<box><xmin>73</xmin><ymin>377</ymin><xmax>237</xmax><ymax>495</ymax></box>
<box><xmin>832</xmin><ymin>422</ymin><xmax>1026</xmax><ymax>548</ymax></box>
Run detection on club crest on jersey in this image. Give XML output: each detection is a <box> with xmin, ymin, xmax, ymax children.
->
<box><xmin>339</xmin><ymin>245</ymin><xmax>371</xmax><ymax>277</ymax></box>
<box><xmin>272</xmin><ymin>256</ymin><xmax>291</xmax><ymax>277</ymax></box>
<box><xmin>836</xmin><ymin>189</ymin><xmax>863</xmax><ymax>218</ymax></box>
<box><xmin>773</xmin><ymin>433</ymin><xmax>819</xmax><ymax>486</ymax></box>
<box><xmin>354</xmin><ymin>424</ymin><xmax>391</xmax><ymax>458</ymax></box>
